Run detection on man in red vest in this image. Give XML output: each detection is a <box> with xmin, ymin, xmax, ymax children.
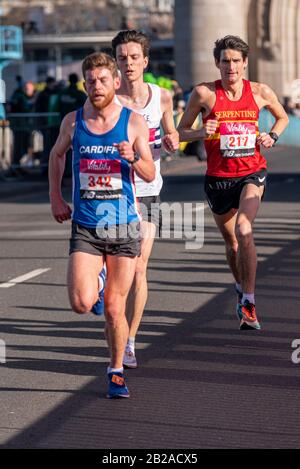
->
<box><xmin>178</xmin><ymin>35</ymin><xmax>289</xmax><ymax>330</ymax></box>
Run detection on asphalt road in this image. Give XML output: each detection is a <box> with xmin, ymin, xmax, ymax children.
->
<box><xmin>0</xmin><ymin>147</ymin><xmax>300</xmax><ymax>449</ymax></box>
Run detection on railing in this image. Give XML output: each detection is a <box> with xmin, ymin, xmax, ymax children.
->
<box><xmin>1</xmin><ymin>109</ymin><xmax>299</xmax><ymax>175</ymax></box>
<box><xmin>259</xmin><ymin>108</ymin><xmax>300</xmax><ymax>146</ymax></box>
<box><xmin>0</xmin><ymin>113</ymin><xmax>60</xmax><ymax>173</ymax></box>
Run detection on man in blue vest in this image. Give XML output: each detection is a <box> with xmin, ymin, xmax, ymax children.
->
<box><xmin>49</xmin><ymin>52</ymin><xmax>155</xmax><ymax>399</ymax></box>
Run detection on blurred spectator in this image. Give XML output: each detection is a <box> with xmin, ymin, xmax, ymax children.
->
<box><xmin>47</xmin><ymin>79</ymin><xmax>67</xmax><ymax>149</ymax></box>
<box><xmin>27</xmin><ymin>21</ymin><xmax>39</xmax><ymax>34</ymax></box>
<box><xmin>56</xmin><ymin>80</ymin><xmax>67</xmax><ymax>93</ymax></box>
<box><xmin>16</xmin><ymin>75</ymin><xmax>24</xmax><ymax>88</ymax></box>
<box><xmin>293</xmin><ymin>103</ymin><xmax>300</xmax><ymax>118</ymax></box>
<box><xmin>48</xmin><ymin>80</ymin><xmax>66</xmax><ymax>125</ymax></box>
<box><xmin>173</xmin><ymin>100</ymin><xmax>187</xmax><ymax>155</ymax></box>
<box><xmin>19</xmin><ymin>81</ymin><xmax>37</xmax><ymax>167</ymax></box>
<box><xmin>174</xmin><ymin>99</ymin><xmax>207</xmax><ymax>161</ymax></box>
<box><xmin>10</xmin><ymin>80</ymin><xmax>36</xmax><ymax>113</ymax></box>
<box><xmin>172</xmin><ymin>82</ymin><xmax>184</xmax><ymax>108</ymax></box>
<box><xmin>21</xmin><ymin>21</ymin><xmax>39</xmax><ymax>34</ymax></box>
<box><xmin>35</xmin><ymin>77</ymin><xmax>56</xmax><ymax>113</ymax></box>
<box><xmin>56</xmin><ymin>74</ymin><xmax>86</xmax><ymax>177</ymax></box>
<box><xmin>183</xmin><ymin>85</ymin><xmax>194</xmax><ymax>104</ymax></box>
<box><xmin>35</xmin><ymin>77</ymin><xmax>59</xmax><ymax>173</ymax></box>
<box><xmin>283</xmin><ymin>96</ymin><xmax>296</xmax><ymax>116</ymax></box>
<box><xmin>9</xmin><ymin>81</ymin><xmax>37</xmax><ymax>167</ymax></box>
<box><xmin>6</xmin><ymin>76</ymin><xmax>19</xmax><ymax>113</ymax></box>
<box><xmin>57</xmin><ymin>73</ymin><xmax>86</xmax><ymax>120</ymax></box>
<box><xmin>173</xmin><ymin>99</ymin><xmax>185</xmax><ymax>129</ymax></box>
<box><xmin>24</xmin><ymin>81</ymin><xmax>37</xmax><ymax>111</ymax></box>
<box><xmin>174</xmin><ymin>99</ymin><xmax>185</xmax><ymax>124</ymax></box>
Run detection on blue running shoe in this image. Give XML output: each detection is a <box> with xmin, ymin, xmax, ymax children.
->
<box><xmin>107</xmin><ymin>372</ymin><xmax>130</xmax><ymax>399</ymax></box>
<box><xmin>91</xmin><ymin>265</ymin><xmax>106</xmax><ymax>316</ymax></box>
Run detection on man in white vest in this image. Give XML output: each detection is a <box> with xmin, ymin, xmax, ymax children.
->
<box><xmin>112</xmin><ymin>29</ymin><xmax>179</xmax><ymax>368</ymax></box>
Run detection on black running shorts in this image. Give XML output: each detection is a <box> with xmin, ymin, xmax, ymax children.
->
<box><xmin>204</xmin><ymin>169</ymin><xmax>267</xmax><ymax>215</ymax></box>
<box><xmin>69</xmin><ymin>221</ymin><xmax>141</xmax><ymax>257</ymax></box>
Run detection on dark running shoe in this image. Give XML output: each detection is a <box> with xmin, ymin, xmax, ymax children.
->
<box><xmin>235</xmin><ymin>287</ymin><xmax>243</xmax><ymax>324</ymax></box>
<box><xmin>107</xmin><ymin>372</ymin><xmax>130</xmax><ymax>399</ymax></box>
<box><xmin>91</xmin><ymin>265</ymin><xmax>106</xmax><ymax>316</ymax></box>
<box><xmin>240</xmin><ymin>300</ymin><xmax>261</xmax><ymax>330</ymax></box>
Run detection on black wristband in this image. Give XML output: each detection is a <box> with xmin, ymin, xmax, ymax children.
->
<box><xmin>269</xmin><ymin>132</ymin><xmax>279</xmax><ymax>146</ymax></box>
<box><xmin>129</xmin><ymin>153</ymin><xmax>140</xmax><ymax>164</ymax></box>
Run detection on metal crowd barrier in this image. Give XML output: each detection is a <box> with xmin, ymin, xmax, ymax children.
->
<box><xmin>259</xmin><ymin>108</ymin><xmax>300</xmax><ymax>146</ymax></box>
<box><xmin>2</xmin><ymin>112</ymin><xmax>60</xmax><ymax>173</ymax></box>
<box><xmin>1</xmin><ymin>109</ymin><xmax>299</xmax><ymax>175</ymax></box>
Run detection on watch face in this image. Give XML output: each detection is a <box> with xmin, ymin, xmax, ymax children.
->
<box><xmin>270</xmin><ymin>132</ymin><xmax>278</xmax><ymax>141</ymax></box>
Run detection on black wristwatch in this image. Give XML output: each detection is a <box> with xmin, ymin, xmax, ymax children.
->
<box><xmin>269</xmin><ymin>132</ymin><xmax>279</xmax><ymax>146</ymax></box>
<box><xmin>129</xmin><ymin>153</ymin><xmax>140</xmax><ymax>164</ymax></box>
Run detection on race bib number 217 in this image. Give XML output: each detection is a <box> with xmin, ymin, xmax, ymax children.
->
<box><xmin>220</xmin><ymin>121</ymin><xmax>257</xmax><ymax>158</ymax></box>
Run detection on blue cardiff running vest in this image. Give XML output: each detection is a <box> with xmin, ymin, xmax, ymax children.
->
<box><xmin>72</xmin><ymin>106</ymin><xmax>140</xmax><ymax>228</ymax></box>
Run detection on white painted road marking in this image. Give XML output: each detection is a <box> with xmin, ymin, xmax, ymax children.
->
<box><xmin>0</xmin><ymin>268</ymin><xmax>51</xmax><ymax>289</ymax></box>
<box><xmin>0</xmin><ymin>230</ymin><xmax>69</xmax><ymax>238</ymax></box>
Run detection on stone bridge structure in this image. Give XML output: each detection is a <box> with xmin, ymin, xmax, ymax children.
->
<box><xmin>175</xmin><ymin>0</ymin><xmax>300</xmax><ymax>100</ymax></box>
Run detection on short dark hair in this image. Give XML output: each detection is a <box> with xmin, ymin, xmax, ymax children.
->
<box><xmin>82</xmin><ymin>52</ymin><xmax>118</xmax><ymax>80</ymax></box>
<box><xmin>213</xmin><ymin>35</ymin><xmax>249</xmax><ymax>62</ymax></box>
<box><xmin>111</xmin><ymin>30</ymin><xmax>150</xmax><ymax>58</ymax></box>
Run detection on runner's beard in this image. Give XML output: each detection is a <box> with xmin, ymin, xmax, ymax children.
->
<box><xmin>90</xmin><ymin>90</ymin><xmax>115</xmax><ymax>110</ymax></box>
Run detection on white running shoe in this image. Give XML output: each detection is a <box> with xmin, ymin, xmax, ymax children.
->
<box><xmin>123</xmin><ymin>348</ymin><xmax>137</xmax><ymax>369</ymax></box>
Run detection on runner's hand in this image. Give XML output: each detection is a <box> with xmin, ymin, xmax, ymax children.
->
<box><xmin>113</xmin><ymin>142</ymin><xmax>135</xmax><ymax>162</ymax></box>
<box><xmin>50</xmin><ymin>197</ymin><xmax>72</xmax><ymax>223</ymax></box>
<box><xmin>203</xmin><ymin>119</ymin><xmax>218</xmax><ymax>137</ymax></box>
<box><xmin>162</xmin><ymin>130</ymin><xmax>179</xmax><ymax>154</ymax></box>
<box><xmin>257</xmin><ymin>132</ymin><xmax>275</xmax><ymax>148</ymax></box>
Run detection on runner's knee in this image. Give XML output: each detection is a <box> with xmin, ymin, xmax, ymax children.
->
<box><xmin>71</xmin><ymin>296</ymin><xmax>95</xmax><ymax>314</ymax></box>
<box><xmin>222</xmin><ymin>231</ymin><xmax>238</xmax><ymax>253</ymax></box>
<box><xmin>134</xmin><ymin>258</ymin><xmax>148</xmax><ymax>282</ymax></box>
<box><xmin>105</xmin><ymin>295</ymin><xmax>126</xmax><ymax>325</ymax></box>
<box><xmin>235</xmin><ymin>220</ymin><xmax>253</xmax><ymax>245</ymax></box>
<box><xmin>226</xmin><ymin>240</ymin><xmax>239</xmax><ymax>257</ymax></box>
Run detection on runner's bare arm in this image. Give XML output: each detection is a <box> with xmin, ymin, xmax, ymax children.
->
<box><xmin>160</xmin><ymin>88</ymin><xmax>179</xmax><ymax>153</ymax></box>
<box><xmin>49</xmin><ymin>112</ymin><xmax>75</xmax><ymax>223</ymax></box>
<box><xmin>119</xmin><ymin>112</ymin><xmax>155</xmax><ymax>182</ymax></box>
<box><xmin>177</xmin><ymin>84</ymin><xmax>218</xmax><ymax>142</ymax></box>
<box><xmin>254</xmin><ymin>83</ymin><xmax>289</xmax><ymax>148</ymax></box>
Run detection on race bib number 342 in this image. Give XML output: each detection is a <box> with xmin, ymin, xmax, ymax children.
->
<box><xmin>79</xmin><ymin>159</ymin><xmax>123</xmax><ymax>200</ymax></box>
<box><xmin>220</xmin><ymin>121</ymin><xmax>257</xmax><ymax>158</ymax></box>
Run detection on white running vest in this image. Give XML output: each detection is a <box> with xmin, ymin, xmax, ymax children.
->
<box><xmin>115</xmin><ymin>83</ymin><xmax>163</xmax><ymax>197</ymax></box>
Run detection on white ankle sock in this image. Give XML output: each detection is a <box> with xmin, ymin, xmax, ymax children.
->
<box><xmin>235</xmin><ymin>283</ymin><xmax>242</xmax><ymax>294</ymax></box>
<box><xmin>107</xmin><ymin>366</ymin><xmax>123</xmax><ymax>375</ymax></box>
<box><xmin>126</xmin><ymin>337</ymin><xmax>135</xmax><ymax>353</ymax></box>
<box><xmin>242</xmin><ymin>293</ymin><xmax>255</xmax><ymax>305</ymax></box>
